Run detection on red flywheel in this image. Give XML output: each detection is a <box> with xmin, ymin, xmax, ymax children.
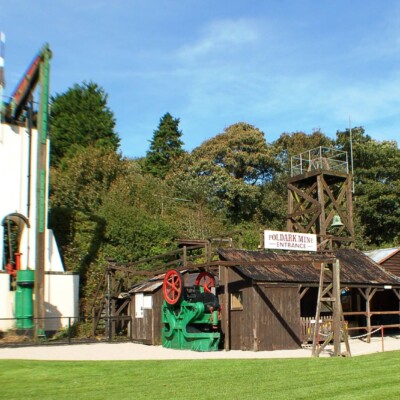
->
<box><xmin>163</xmin><ymin>269</ymin><xmax>183</xmax><ymax>305</ymax></box>
<box><xmin>195</xmin><ymin>271</ymin><xmax>215</xmax><ymax>293</ymax></box>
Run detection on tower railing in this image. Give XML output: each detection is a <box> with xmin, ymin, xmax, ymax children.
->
<box><xmin>290</xmin><ymin>146</ymin><xmax>348</xmax><ymax>177</ymax></box>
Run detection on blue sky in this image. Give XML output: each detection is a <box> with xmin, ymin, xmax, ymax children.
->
<box><xmin>1</xmin><ymin>0</ymin><xmax>399</xmax><ymax>158</ymax></box>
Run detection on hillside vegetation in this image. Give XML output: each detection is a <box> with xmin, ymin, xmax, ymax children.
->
<box><xmin>49</xmin><ymin>82</ymin><xmax>400</xmax><ymax>313</ymax></box>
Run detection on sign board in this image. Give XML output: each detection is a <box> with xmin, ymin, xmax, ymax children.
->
<box><xmin>264</xmin><ymin>230</ymin><xmax>317</xmax><ymax>252</ymax></box>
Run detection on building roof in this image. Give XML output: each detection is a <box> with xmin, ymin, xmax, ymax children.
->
<box><xmin>217</xmin><ymin>248</ymin><xmax>400</xmax><ymax>286</ymax></box>
<box><xmin>364</xmin><ymin>248</ymin><xmax>400</xmax><ymax>264</ymax></box>
<box><xmin>129</xmin><ymin>270</ymin><xmax>204</xmax><ymax>294</ymax></box>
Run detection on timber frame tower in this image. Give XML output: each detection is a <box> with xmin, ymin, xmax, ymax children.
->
<box><xmin>287</xmin><ymin>146</ymin><xmax>355</xmax><ymax>251</ymax></box>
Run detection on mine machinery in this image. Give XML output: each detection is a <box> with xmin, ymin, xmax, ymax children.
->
<box><xmin>161</xmin><ymin>269</ymin><xmax>221</xmax><ymax>351</ymax></box>
<box><xmin>1</xmin><ymin>41</ymin><xmax>52</xmax><ymax>337</ymax></box>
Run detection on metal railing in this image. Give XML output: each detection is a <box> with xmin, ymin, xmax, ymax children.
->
<box><xmin>291</xmin><ymin>146</ymin><xmax>348</xmax><ymax>177</ymax></box>
<box><xmin>0</xmin><ymin>315</ymin><xmax>134</xmax><ymax>346</ymax></box>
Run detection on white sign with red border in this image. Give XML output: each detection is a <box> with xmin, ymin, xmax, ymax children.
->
<box><xmin>264</xmin><ymin>230</ymin><xmax>317</xmax><ymax>252</ymax></box>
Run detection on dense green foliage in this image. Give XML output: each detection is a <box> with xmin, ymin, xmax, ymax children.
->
<box><xmin>2</xmin><ymin>352</ymin><xmax>400</xmax><ymax>399</ymax></box>
<box><xmin>50</xmin><ymin>82</ymin><xmax>120</xmax><ymax>166</ymax></box>
<box><xmin>336</xmin><ymin>127</ymin><xmax>400</xmax><ymax>246</ymax></box>
<box><xmin>167</xmin><ymin>122</ymin><xmax>281</xmax><ymax>223</ymax></box>
<box><xmin>48</xmin><ymin>82</ymin><xmax>400</xmax><ymax>314</ymax></box>
<box><xmin>144</xmin><ymin>112</ymin><xmax>184</xmax><ymax>179</ymax></box>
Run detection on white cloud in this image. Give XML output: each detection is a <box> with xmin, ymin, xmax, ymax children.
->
<box><xmin>177</xmin><ymin>18</ymin><xmax>260</xmax><ymax>60</ymax></box>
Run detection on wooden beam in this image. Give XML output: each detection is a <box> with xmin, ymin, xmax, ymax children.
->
<box><xmin>299</xmin><ymin>286</ymin><xmax>309</xmax><ymax>300</ymax></box>
<box><xmin>288</xmin><ymin>183</ymin><xmax>320</xmax><ymax>208</ymax></box>
<box><xmin>316</xmin><ymin>175</ymin><xmax>326</xmax><ymax>236</ymax></box>
<box><xmin>223</xmin><ymin>266</ymin><xmax>230</xmax><ymax>351</ymax></box>
<box><xmin>333</xmin><ymin>259</ymin><xmax>341</xmax><ymax>356</ymax></box>
<box><xmin>362</xmin><ymin>287</ymin><xmax>378</xmax><ymax>343</ymax></box>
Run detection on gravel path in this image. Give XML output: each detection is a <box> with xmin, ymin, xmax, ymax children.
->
<box><xmin>1</xmin><ymin>335</ymin><xmax>400</xmax><ymax>360</ymax></box>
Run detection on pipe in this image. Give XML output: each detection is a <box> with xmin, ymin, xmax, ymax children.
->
<box><xmin>26</xmin><ymin>96</ymin><xmax>33</xmax><ymax>218</ymax></box>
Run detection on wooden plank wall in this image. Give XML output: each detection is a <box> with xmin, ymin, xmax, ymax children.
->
<box><xmin>130</xmin><ymin>290</ymin><xmax>163</xmax><ymax>345</ymax></box>
<box><xmin>152</xmin><ymin>290</ymin><xmax>163</xmax><ymax>345</ymax></box>
<box><xmin>223</xmin><ymin>267</ymin><xmax>302</xmax><ymax>351</ymax></box>
<box><xmin>381</xmin><ymin>252</ymin><xmax>400</xmax><ymax>277</ymax></box>
<box><xmin>253</xmin><ymin>285</ymin><xmax>302</xmax><ymax>350</ymax></box>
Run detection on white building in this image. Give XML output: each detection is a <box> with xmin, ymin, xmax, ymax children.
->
<box><xmin>0</xmin><ymin>122</ymin><xmax>79</xmax><ymax>332</ymax></box>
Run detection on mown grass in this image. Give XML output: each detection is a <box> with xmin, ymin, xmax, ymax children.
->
<box><xmin>1</xmin><ymin>351</ymin><xmax>400</xmax><ymax>399</ymax></box>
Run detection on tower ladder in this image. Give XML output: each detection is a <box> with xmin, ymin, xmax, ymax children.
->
<box><xmin>311</xmin><ymin>259</ymin><xmax>351</xmax><ymax>357</ymax></box>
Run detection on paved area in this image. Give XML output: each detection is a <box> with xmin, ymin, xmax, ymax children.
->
<box><xmin>1</xmin><ymin>335</ymin><xmax>400</xmax><ymax>360</ymax></box>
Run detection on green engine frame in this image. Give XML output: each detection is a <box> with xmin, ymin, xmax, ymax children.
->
<box><xmin>161</xmin><ymin>270</ymin><xmax>221</xmax><ymax>351</ymax></box>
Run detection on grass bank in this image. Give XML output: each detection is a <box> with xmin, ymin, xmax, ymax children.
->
<box><xmin>1</xmin><ymin>351</ymin><xmax>400</xmax><ymax>399</ymax></box>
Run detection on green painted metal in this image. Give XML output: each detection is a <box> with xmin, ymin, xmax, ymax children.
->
<box><xmin>15</xmin><ymin>270</ymin><xmax>35</xmax><ymax>329</ymax></box>
<box><xmin>34</xmin><ymin>44</ymin><xmax>52</xmax><ymax>338</ymax></box>
<box><xmin>38</xmin><ymin>43</ymin><xmax>51</xmax><ymax>143</ymax></box>
<box><xmin>162</xmin><ymin>300</ymin><xmax>220</xmax><ymax>351</ymax></box>
<box><xmin>38</xmin><ymin>169</ymin><xmax>46</xmax><ymax>233</ymax></box>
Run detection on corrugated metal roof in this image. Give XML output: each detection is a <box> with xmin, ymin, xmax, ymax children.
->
<box><xmin>217</xmin><ymin>248</ymin><xmax>400</xmax><ymax>286</ymax></box>
<box><xmin>129</xmin><ymin>269</ymin><xmax>196</xmax><ymax>293</ymax></box>
<box><xmin>364</xmin><ymin>248</ymin><xmax>400</xmax><ymax>264</ymax></box>
<box><xmin>130</xmin><ymin>280</ymin><xmax>163</xmax><ymax>293</ymax></box>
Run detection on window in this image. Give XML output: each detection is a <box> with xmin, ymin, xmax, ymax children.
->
<box><xmin>143</xmin><ymin>295</ymin><xmax>153</xmax><ymax>309</ymax></box>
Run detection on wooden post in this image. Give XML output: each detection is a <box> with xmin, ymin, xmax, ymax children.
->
<box><xmin>34</xmin><ymin>46</ymin><xmax>51</xmax><ymax>339</ymax></box>
<box><xmin>287</xmin><ymin>186</ymin><xmax>293</xmax><ymax>232</ymax></box>
<box><xmin>365</xmin><ymin>288</ymin><xmax>371</xmax><ymax>343</ymax></box>
<box><xmin>312</xmin><ymin>262</ymin><xmax>324</xmax><ymax>357</ymax></box>
<box><xmin>223</xmin><ymin>266</ymin><xmax>230</xmax><ymax>351</ymax></box>
<box><xmin>183</xmin><ymin>246</ymin><xmax>187</xmax><ymax>267</ymax></box>
<box><xmin>359</xmin><ymin>287</ymin><xmax>377</xmax><ymax>343</ymax></box>
<box><xmin>333</xmin><ymin>259</ymin><xmax>341</xmax><ymax>356</ymax></box>
<box><xmin>317</xmin><ymin>175</ymin><xmax>326</xmax><ymax>238</ymax></box>
<box><xmin>312</xmin><ymin>260</ymin><xmax>350</xmax><ymax>357</ymax></box>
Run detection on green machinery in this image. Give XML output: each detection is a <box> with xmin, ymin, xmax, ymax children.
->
<box><xmin>161</xmin><ymin>270</ymin><xmax>221</xmax><ymax>351</ymax></box>
<box><xmin>15</xmin><ymin>270</ymin><xmax>35</xmax><ymax>329</ymax></box>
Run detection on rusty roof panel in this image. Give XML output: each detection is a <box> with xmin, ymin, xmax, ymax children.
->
<box><xmin>217</xmin><ymin>248</ymin><xmax>400</xmax><ymax>286</ymax></box>
<box><xmin>130</xmin><ymin>280</ymin><xmax>163</xmax><ymax>293</ymax></box>
<box><xmin>129</xmin><ymin>269</ymin><xmax>199</xmax><ymax>293</ymax></box>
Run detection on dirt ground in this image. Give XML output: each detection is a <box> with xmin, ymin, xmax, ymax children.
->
<box><xmin>1</xmin><ymin>335</ymin><xmax>400</xmax><ymax>361</ymax></box>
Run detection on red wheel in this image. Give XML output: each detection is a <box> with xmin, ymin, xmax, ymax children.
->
<box><xmin>195</xmin><ymin>272</ymin><xmax>215</xmax><ymax>293</ymax></box>
<box><xmin>163</xmin><ymin>269</ymin><xmax>183</xmax><ymax>305</ymax></box>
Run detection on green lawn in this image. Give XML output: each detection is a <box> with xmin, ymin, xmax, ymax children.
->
<box><xmin>1</xmin><ymin>352</ymin><xmax>400</xmax><ymax>399</ymax></box>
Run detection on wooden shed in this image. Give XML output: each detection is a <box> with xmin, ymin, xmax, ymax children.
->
<box><xmin>129</xmin><ymin>275</ymin><xmax>164</xmax><ymax>345</ymax></box>
<box><xmin>365</xmin><ymin>248</ymin><xmax>400</xmax><ymax>277</ymax></box>
<box><xmin>218</xmin><ymin>248</ymin><xmax>400</xmax><ymax>351</ymax></box>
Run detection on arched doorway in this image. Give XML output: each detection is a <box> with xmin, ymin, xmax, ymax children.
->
<box><xmin>1</xmin><ymin>213</ymin><xmax>30</xmax><ymax>281</ymax></box>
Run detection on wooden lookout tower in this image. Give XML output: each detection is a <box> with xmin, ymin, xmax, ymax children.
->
<box><xmin>287</xmin><ymin>146</ymin><xmax>355</xmax><ymax>251</ymax></box>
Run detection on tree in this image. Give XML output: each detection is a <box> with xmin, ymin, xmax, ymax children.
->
<box><xmin>50</xmin><ymin>146</ymin><xmax>126</xmax><ymax>213</ymax></box>
<box><xmin>272</xmin><ymin>130</ymin><xmax>335</xmax><ymax>173</ymax></box>
<box><xmin>98</xmin><ymin>172</ymin><xmax>178</xmax><ymax>262</ymax></box>
<box><xmin>144</xmin><ymin>112</ymin><xmax>184</xmax><ymax>179</ymax></box>
<box><xmin>167</xmin><ymin>122</ymin><xmax>280</xmax><ymax>223</ymax></box>
<box><xmin>50</xmin><ymin>82</ymin><xmax>119</xmax><ymax>166</ymax></box>
<box><xmin>336</xmin><ymin>127</ymin><xmax>400</xmax><ymax>247</ymax></box>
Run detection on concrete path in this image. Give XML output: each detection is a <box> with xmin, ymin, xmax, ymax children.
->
<box><xmin>1</xmin><ymin>335</ymin><xmax>400</xmax><ymax>361</ymax></box>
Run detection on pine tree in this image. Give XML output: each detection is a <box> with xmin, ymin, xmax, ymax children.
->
<box><xmin>144</xmin><ymin>112</ymin><xmax>184</xmax><ymax>179</ymax></box>
<box><xmin>50</xmin><ymin>82</ymin><xmax>119</xmax><ymax>166</ymax></box>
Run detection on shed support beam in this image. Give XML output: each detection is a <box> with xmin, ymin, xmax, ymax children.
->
<box><xmin>299</xmin><ymin>286</ymin><xmax>309</xmax><ymax>300</ymax></box>
<box><xmin>222</xmin><ymin>266</ymin><xmax>230</xmax><ymax>351</ymax></box>
<box><xmin>358</xmin><ymin>287</ymin><xmax>377</xmax><ymax>343</ymax></box>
